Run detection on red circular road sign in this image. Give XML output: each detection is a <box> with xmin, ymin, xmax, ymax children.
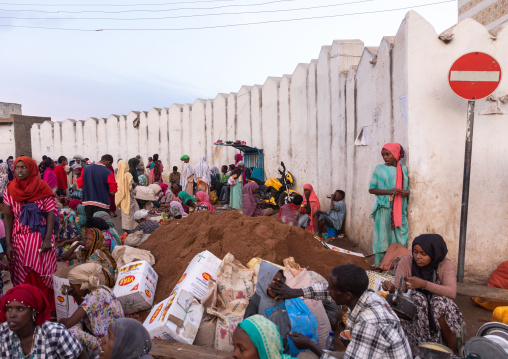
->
<box><xmin>448</xmin><ymin>52</ymin><xmax>501</xmax><ymax>100</ymax></box>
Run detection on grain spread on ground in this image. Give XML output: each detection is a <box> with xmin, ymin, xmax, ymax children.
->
<box><xmin>139</xmin><ymin>211</ymin><xmax>369</xmax><ymax>305</ymax></box>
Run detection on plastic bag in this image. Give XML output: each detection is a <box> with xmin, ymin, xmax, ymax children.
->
<box><xmin>286</xmin><ymin>298</ymin><xmax>318</xmax><ymax>357</ymax></box>
<box><xmin>228</xmin><ymin>176</ymin><xmax>236</xmax><ymax>185</ymax></box>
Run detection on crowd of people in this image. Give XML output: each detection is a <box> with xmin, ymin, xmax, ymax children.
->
<box><xmin>0</xmin><ymin>142</ymin><xmax>468</xmax><ymax>358</ymax></box>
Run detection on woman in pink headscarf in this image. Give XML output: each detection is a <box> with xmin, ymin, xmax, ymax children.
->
<box><xmin>196</xmin><ymin>191</ymin><xmax>216</xmax><ymax>212</ymax></box>
<box><xmin>369</xmin><ymin>143</ymin><xmax>410</xmax><ymax>267</ymax></box>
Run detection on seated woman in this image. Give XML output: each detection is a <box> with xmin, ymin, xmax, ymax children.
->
<box><xmin>55</xmin><ymin>208</ymin><xmax>81</xmax><ymax>258</ymax></box>
<box><xmin>99</xmin><ymin>318</ymin><xmax>153</xmax><ymax>359</ymax></box>
<box><xmin>135</xmin><ymin>184</ymin><xmax>163</xmax><ymax>210</ymax></box>
<box><xmin>196</xmin><ymin>191</ymin><xmax>216</xmax><ymax>212</ymax></box>
<box><xmin>93</xmin><ymin>211</ymin><xmax>122</xmax><ymax>251</ymax></box>
<box><xmin>0</xmin><ymin>284</ymin><xmax>86</xmax><ymax>359</ymax></box>
<box><xmin>84</xmin><ymin>217</ymin><xmax>116</xmax><ymax>251</ymax></box>
<box><xmin>244</xmin><ymin>261</ymin><xmax>291</xmax><ymax>353</ymax></box>
<box><xmin>277</xmin><ymin>194</ymin><xmax>305</xmax><ymax>226</ymax></box>
<box><xmin>169</xmin><ymin>201</ymin><xmax>187</xmax><ymax>219</ymax></box>
<box><xmin>61</xmin><ymin>228</ymin><xmax>117</xmax><ymax>287</ymax></box>
<box><xmin>382</xmin><ymin>234</ymin><xmax>465</xmax><ymax>352</ymax></box>
<box><xmin>133</xmin><ymin>210</ymin><xmax>160</xmax><ymax>234</ymax></box>
<box><xmin>231</xmin><ymin>315</ymin><xmax>295</xmax><ymax>359</ymax></box>
<box><xmin>242</xmin><ymin>182</ymin><xmax>274</xmax><ymax>217</ymax></box>
<box><xmin>60</xmin><ymin>263</ymin><xmax>124</xmax><ymax>358</ymax></box>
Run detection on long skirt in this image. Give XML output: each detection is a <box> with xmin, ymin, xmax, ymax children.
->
<box><xmin>230</xmin><ymin>179</ymin><xmax>243</xmax><ymax>210</ymax></box>
<box><xmin>69</xmin><ymin>322</ymin><xmax>101</xmax><ymax>357</ymax></box>
<box><xmin>400</xmin><ymin>291</ymin><xmax>464</xmax><ymax>345</ymax></box>
<box><xmin>372</xmin><ymin>207</ymin><xmax>408</xmax><ymax>266</ymax></box>
<box><xmin>185</xmin><ymin>175</ymin><xmax>194</xmax><ymax>196</ymax></box>
<box><xmin>121</xmin><ymin>191</ymin><xmax>139</xmax><ymax>232</ymax></box>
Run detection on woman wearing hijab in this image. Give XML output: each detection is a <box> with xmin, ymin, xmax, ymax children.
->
<box><xmin>116</xmin><ymin>160</ymin><xmax>139</xmax><ymax>233</ymax></box>
<box><xmin>210</xmin><ymin>166</ymin><xmax>220</xmax><ymax>191</ymax></box>
<box><xmin>42</xmin><ymin>158</ymin><xmax>58</xmax><ymax>193</ymax></box>
<box><xmin>179</xmin><ymin>155</ymin><xmax>194</xmax><ymax>195</ymax></box>
<box><xmin>230</xmin><ymin>154</ymin><xmax>244</xmax><ymax>210</ymax></box>
<box><xmin>382</xmin><ymin>234</ymin><xmax>464</xmax><ymax>352</ymax></box>
<box><xmin>60</xmin><ymin>263</ymin><xmax>124</xmax><ymax>358</ymax></box>
<box><xmin>73</xmin><ymin>204</ymin><xmax>87</xmax><ymax>239</ymax></box>
<box><xmin>194</xmin><ymin>155</ymin><xmax>211</xmax><ymax>194</ymax></box>
<box><xmin>230</xmin><ymin>315</ymin><xmax>295</xmax><ymax>359</ymax></box>
<box><xmin>169</xmin><ymin>201</ymin><xmax>187</xmax><ymax>218</ymax></box>
<box><xmin>6</xmin><ymin>158</ymin><xmax>14</xmax><ymax>182</ymax></box>
<box><xmin>2</xmin><ymin>156</ymin><xmax>58</xmax><ymax>311</ymax></box>
<box><xmin>62</xmin><ymin>228</ymin><xmax>117</xmax><ymax>287</ymax></box>
<box><xmin>85</xmin><ymin>217</ymin><xmax>117</xmax><ymax>252</ymax></box>
<box><xmin>0</xmin><ymin>284</ymin><xmax>86</xmax><ymax>359</ymax></box>
<box><xmin>301</xmin><ymin>184</ymin><xmax>320</xmax><ymax>233</ymax></box>
<box><xmin>99</xmin><ymin>318</ymin><xmax>152</xmax><ymax>359</ymax></box>
<box><xmin>369</xmin><ymin>143</ymin><xmax>410</xmax><ymax>266</ymax></box>
<box><xmin>196</xmin><ymin>191</ymin><xmax>216</xmax><ymax>212</ymax></box>
<box><xmin>128</xmin><ymin>158</ymin><xmax>140</xmax><ymax>185</ymax></box>
<box><xmin>0</xmin><ymin>163</ymin><xmax>10</xmax><ymax>203</ymax></box>
<box><xmin>242</xmin><ymin>182</ymin><xmax>274</xmax><ymax>217</ymax></box>
<box><xmin>94</xmin><ymin>211</ymin><xmax>122</xmax><ymax>248</ymax></box>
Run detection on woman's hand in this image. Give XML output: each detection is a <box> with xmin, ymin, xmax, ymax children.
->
<box><xmin>40</xmin><ymin>239</ymin><xmax>53</xmax><ymax>254</ymax></box>
<box><xmin>382</xmin><ymin>281</ymin><xmax>396</xmax><ymax>293</ymax></box>
<box><xmin>406</xmin><ymin>276</ymin><xmax>427</xmax><ymax>290</ymax></box>
<box><xmin>401</xmin><ymin>190</ymin><xmax>410</xmax><ymax>197</ymax></box>
<box><xmin>6</xmin><ymin>244</ymin><xmax>15</xmax><ymax>262</ymax></box>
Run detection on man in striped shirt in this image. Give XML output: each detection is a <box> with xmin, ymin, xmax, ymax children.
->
<box><xmin>270</xmin><ymin>264</ymin><xmax>412</xmax><ymax>359</ymax></box>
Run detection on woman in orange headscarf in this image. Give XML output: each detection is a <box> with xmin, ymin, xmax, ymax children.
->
<box><xmin>2</xmin><ymin>157</ymin><xmax>58</xmax><ymax>311</ymax></box>
<box><xmin>369</xmin><ymin>143</ymin><xmax>410</xmax><ymax>267</ymax></box>
<box><xmin>302</xmin><ymin>184</ymin><xmax>320</xmax><ymax>233</ymax></box>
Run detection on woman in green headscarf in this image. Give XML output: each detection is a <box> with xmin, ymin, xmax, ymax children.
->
<box><xmin>74</xmin><ymin>204</ymin><xmax>87</xmax><ymax>239</ymax></box>
<box><xmin>128</xmin><ymin>157</ymin><xmax>140</xmax><ymax>184</ymax></box>
<box><xmin>230</xmin><ymin>315</ymin><xmax>295</xmax><ymax>359</ymax></box>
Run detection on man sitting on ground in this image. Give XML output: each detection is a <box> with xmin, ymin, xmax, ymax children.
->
<box><xmin>270</xmin><ymin>264</ymin><xmax>411</xmax><ymax>359</ymax></box>
<box><xmin>133</xmin><ymin>210</ymin><xmax>160</xmax><ymax>234</ymax></box>
<box><xmin>169</xmin><ymin>166</ymin><xmax>180</xmax><ymax>185</ymax></box>
<box><xmin>314</xmin><ymin>190</ymin><xmax>346</xmax><ymax>240</ymax></box>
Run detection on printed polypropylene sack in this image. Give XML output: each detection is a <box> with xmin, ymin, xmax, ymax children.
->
<box><xmin>217</xmin><ymin>253</ymin><xmax>255</xmax><ymax>305</ymax></box>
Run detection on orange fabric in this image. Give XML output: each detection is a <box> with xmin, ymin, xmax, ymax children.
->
<box><xmin>53</xmin><ymin>165</ymin><xmax>68</xmax><ymax>190</ymax></box>
<box><xmin>488</xmin><ymin>261</ymin><xmax>508</xmax><ymax>290</ymax></box>
<box><xmin>302</xmin><ymin>184</ymin><xmax>320</xmax><ymax>232</ymax></box>
<box><xmin>378</xmin><ymin>243</ymin><xmax>411</xmax><ymax>271</ymax></box>
<box><xmin>6</xmin><ymin>157</ymin><xmax>55</xmax><ymax>202</ymax></box>
<box><xmin>382</xmin><ymin>143</ymin><xmax>404</xmax><ymax>228</ymax></box>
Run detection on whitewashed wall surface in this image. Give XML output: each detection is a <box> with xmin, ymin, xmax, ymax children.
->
<box><xmin>31</xmin><ymin>11</ymin><xmax>508</xmax><ymax>283</ymax></box>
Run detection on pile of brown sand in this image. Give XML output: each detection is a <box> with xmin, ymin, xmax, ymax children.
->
<box><xmin>139</xmin><ymin>211</ymin><xmax>369</xmax><ymax>304</ymax></box>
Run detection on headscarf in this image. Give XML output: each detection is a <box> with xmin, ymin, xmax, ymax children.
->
<box><xmin>43</xmin><ymin>167</ymin><xmax>58</xmax><ymax>189</ymax></box>
<box><xmin>138</xmin><ymin>174</ymin><xmax>149</xmax><ymax>186</ymax></box>
<box><xmin>238</xmin><ymin>315</ymin><xmax>294</xmax><ymax>359</ymax></box>
<box><xmin>235</xmin><ymin>153</ymin><xmax>243</xmax><ymax>165</ymax></box>
<box><xmin>0</xmin><ymin>163</ymin><xmax>9</xmax><ymax>197</ymax></box>
<box><xmin>74</xmin><ymin>204</ymin><xmax>87</xmax><ymax>239</ymax></box>
<box><xmin>177</xmin><ymin>190</ymin><xmax>195</xmax><ymax>205</ymax></box>
<box><xmin>196</xmin><ymin>191</ymin><xmax>216</xmax><ymax>212</ymax></box>
<box><xmin>6</xmin><ymin>157</ymin><xmax>55</xmax><ymax>202</ymax></box>
<box><xmin>133</xmin><ymin>209</ymin><xmax>149</xmax><ymax>220</ymax></box>
<box><xmin>180</xmin><ymin>155</ymin><xmax>189</xmax><ymax>161</ymax></box>
<box><xmin>81</xmin><ymin>228</ymin><xmax>117</xmax><ymax>280</ymax></box>
<box><xmin>301</xmin><ymin>184</ymin><xmax>320</xmax><ymax>232</ymax></box>
<box><xmin>128</xmin><ymin>158</ymin><xmax>140</xmax><ymax>184</ymax></box>
<box><xmin>68</xmin><ymin>263</ymin><xmax>106</xmax><ymax>291</ymax></box>
<box><xmin>381</xmin><ymin>143</ymin><xmax>405</xmax><ymax>229</ymax></box>
<box><xmin>0</xmin><ymin>284</ymin><xmax>51</xmax><ymax>326</ymax></box>
<box><xmin>69</xmin><ymin>199</ymin><xmax>82</xmax><ymax>210</ymax></box>
<box><xmin>194</xmin><ymin>155</ymin><xmax>211</xmax><ymax>186</ymax></box>
<box><xmin>211</xmin><ymin>166</ymin><xmax>219</xmax><ymax>177</ymax></box>
<box><xmin>169</xmin><ymin>201</ymin><xmax>187</xmax><ymax>216</ymax></box>
<box><xmin>180</xmin><ymin>161</ymin><xmax>194</xmax><ymax>189</ymax></box>
<box><xmin>7</xmin><ymin>158</ymin><xmax>14</xmax><ymax>181</ymax></box>
<box><xmin>242</xmin><ymin>182</ymin><xmax>261</xmax><ymax>217</ymax></box>
<box><xmin>94</xmin><ymin>211</ymin><xmax>121</xmax><ymax>246</ymax></box>
<box><xmin>109</xmin><ymin>318</ymin><xmax>153</xmax><ymax>359</ymax></box>
<box><xmin>116</xmin><ymin>160</ymin><xmax>133</xmax><ymax>214</ymax></box>
<box><xmin>411</xmin><ymin>234</ymin><xmax>448</xmax><ymax>331</ymax></box>
<box><xmin>149</xmin><ymin>154</ymin><xmax>159</xmax><ymax>170</ymax></box>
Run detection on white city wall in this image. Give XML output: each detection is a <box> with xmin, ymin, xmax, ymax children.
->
<box><xmin>31</xmin><ymin>12</ymin><xmax>508</xmax><ymax>282</ymax></box>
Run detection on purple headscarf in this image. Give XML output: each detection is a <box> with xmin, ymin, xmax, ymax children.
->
<box><xmin>242</xmin><ymin>182</ymin><xmax>262</xmax><ymax>217</ymax></box>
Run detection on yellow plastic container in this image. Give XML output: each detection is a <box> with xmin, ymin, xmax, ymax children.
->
<box><xmin>493</xmin><ymin>306</ymin><xmax>508</xmax><ymax>324</ymax></box>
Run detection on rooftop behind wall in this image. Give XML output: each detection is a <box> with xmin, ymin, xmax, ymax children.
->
<box><xmin>31</xmin><ymin>11</ymin><xmax>508</xmax><ymax>282</ymax></box>
<box><xmin>0</xmin><ymin>102</ymin><xmax>21</xmax><ymax>118</ymax></box>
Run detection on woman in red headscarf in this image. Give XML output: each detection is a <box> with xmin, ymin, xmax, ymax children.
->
<box><xmin>369</xmin><ymin>143</ymin><xmax>410</xmax><ymax>267</ymax></box>
<box><xmin>302</xmin><ymin>184</ymin><xmax>321</xmax><ymax>233</ymax></box>
<box><xmin>2</xmin><ymin>157</ymin><xmax>59</xmax><ymax>312</ymax></box>
<box><xmin>0</xmin><ymin>284</ymin><xmax>85</xmax><ymax>358</ymax></box>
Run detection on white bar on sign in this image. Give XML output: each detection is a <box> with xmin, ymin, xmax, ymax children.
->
<box><xmin>450</xmin><ymin>71</ymin><xmax>500</xmax><ymax>82</ymax></box>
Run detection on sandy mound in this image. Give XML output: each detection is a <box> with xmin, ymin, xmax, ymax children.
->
<box><xmin>140</xmin><ymin>211</ymin><xmax>369</xmax><ymax>304</ymax></box>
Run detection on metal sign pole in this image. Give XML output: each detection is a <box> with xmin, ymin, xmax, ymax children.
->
<box><xmin>457</xmin><ymin>100</ymin><xmax>475</xmax><ymax>283</ymax></box>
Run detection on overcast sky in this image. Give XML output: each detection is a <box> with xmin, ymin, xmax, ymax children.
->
<box><xmin>0</xmin><ymin>0</ymin><xmax>457</xmax><ymax>121</ymax></box>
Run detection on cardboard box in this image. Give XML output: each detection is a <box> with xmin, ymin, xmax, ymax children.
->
<box><xmin>113</xmin><ymin>260</ymin><xmax>158</xmax><ymax>315</ymax></box>
<box><xmin>143</xmin><ymin>289</ymin><xmax>204</xmax><ymax>344</ymax></box>
<box><xmin>172</xmin><ymin>251</ymin><xmax>221</xmax><ymax>300</ymax></box>
<box><xmin>52</xmin><ymin>267</ymin><xmax>79</xmax><ymax>321</ymax></box>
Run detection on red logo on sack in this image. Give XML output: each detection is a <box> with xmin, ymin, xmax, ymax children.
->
<box><xmin>145</xmin><ymin>290</ymin><xmax>151</xmax><ymax>298</ymax></box>
<box><xmin>57</xmin><ymin>296</ymin><xmax>65</xmax><ymax>303</ymax></box>
<box><xmin>119</xmin><ymin>275</ymin><xmax>135</xmax><ymax>286</ymax></box>
<box><xmin>236</xmin><ymin>292</ymin><xmax>246</xmax><ymax>300</ymax></box>
<box><xmin>177</xmin><ymin>273</ymin><xmax>186</xmax><ymax>284</ymax></box>
<box><xmin>202</xmin><ymin>273</ymin><xmax>211</xmax><ymax>281</ymax></box>
<box><xmin>130</xmin><ymin>284</ymin><xmax>139</xmax><ymax>291</ymax></box>
<box><xmin>220</xmin><ymin>328</ymin><xmax>227</xmax><ymax>339</ymax></box>
<box><xmin>149</xmin><ymin>303</ymin><xmax>164</xmax><ymax>324</ymax></box>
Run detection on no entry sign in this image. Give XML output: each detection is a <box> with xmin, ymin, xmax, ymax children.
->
<box><xmin>449</xmin><ymin>52</ymin><xmax>501</xmax><ymax>100</ymax></box>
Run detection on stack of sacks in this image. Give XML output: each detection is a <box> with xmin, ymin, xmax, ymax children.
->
<box><xmin>143</xmin><ymin>251</ymin><xmax>221</xmax><ymax>344</ymax></box>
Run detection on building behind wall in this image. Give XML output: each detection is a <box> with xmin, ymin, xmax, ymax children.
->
<box><xmin>0</xmin><ymin>102</ymin><xmax>50</xmax><ymax>158</ymax></box>
<box><xmin>459</xmin><ymin>0</ymin><xmax>508</xmax><ymax>29</ymax></box>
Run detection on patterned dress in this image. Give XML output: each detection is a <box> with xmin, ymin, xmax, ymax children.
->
<box><xmin>2</xmin><ymin>188</ymin><xmax>58</xmax><ymax>290</ymax></box>
<box><xmin>69</xmin><ymin>287</ymin><xmax>124</xmax><ymax>357</ymax></box>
